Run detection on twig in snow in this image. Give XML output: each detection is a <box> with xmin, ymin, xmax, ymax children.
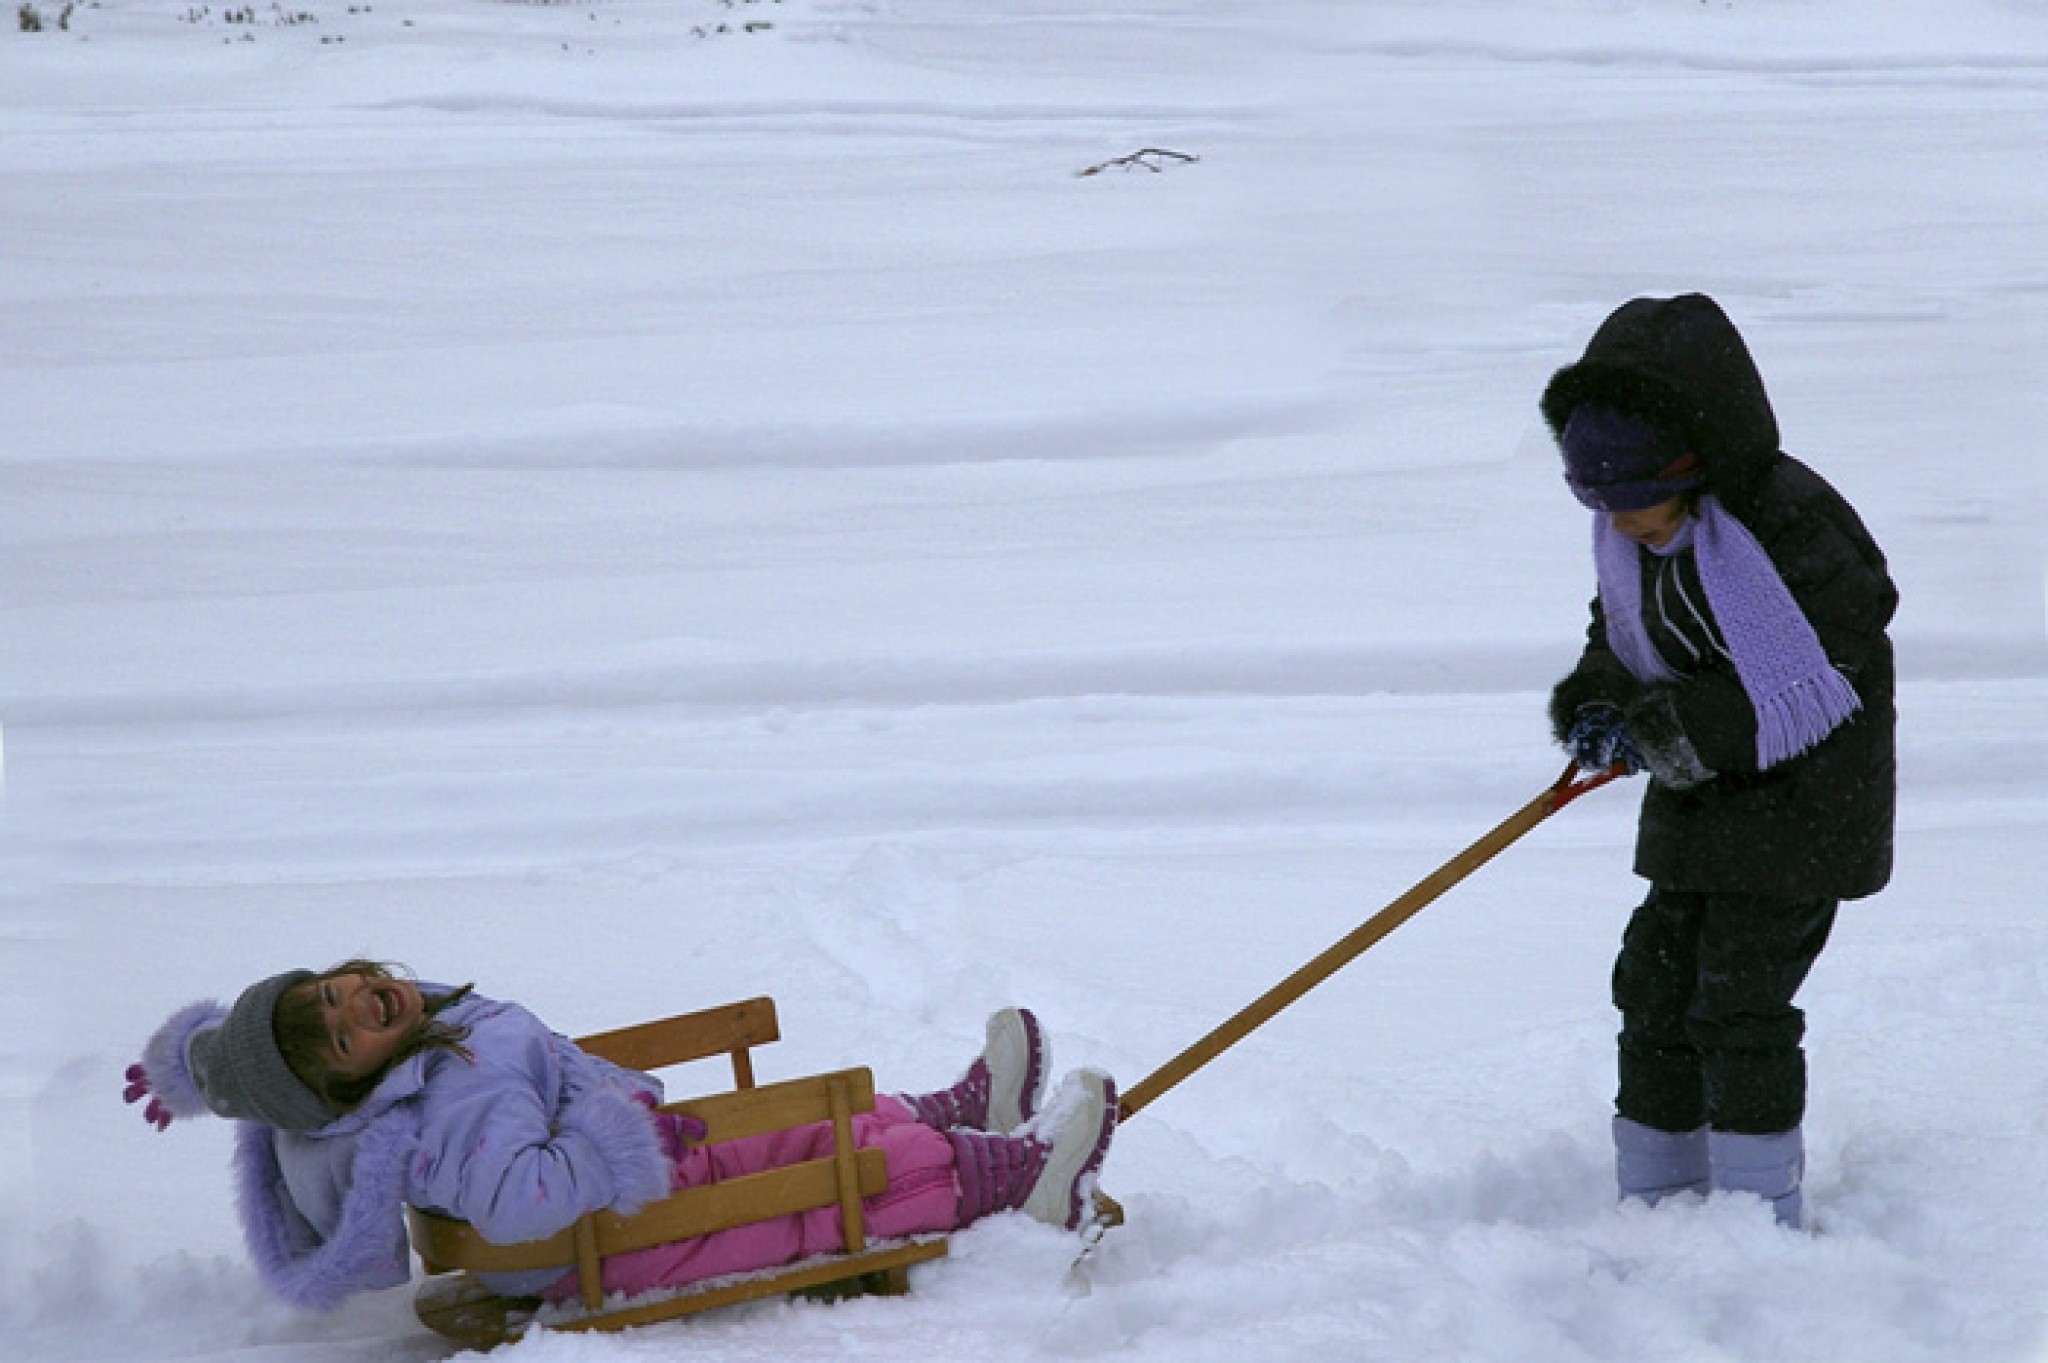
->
<box><xmin>1077</xmin><ymin>147</ymin><xmax>1200</xmax><ymax>177</ymax></box>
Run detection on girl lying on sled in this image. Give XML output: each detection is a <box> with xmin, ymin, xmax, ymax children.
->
<box><xmin>127</xmin><ymin>960</ymin><xmax>1117</xmax><ymax>1311</ymax></box>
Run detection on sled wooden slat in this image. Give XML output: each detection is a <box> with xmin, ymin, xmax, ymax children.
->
<box><xmin>406</xmin><ymin>1000</ymin><xmax>947</xmax><ymax>1349</ymax></box>
<box><xmin>551</xmin><ymin>1238</ymin><xmax>948</xmax><ymax>1336</ymax></box>
<box><xmin>408</xmin><ymin>1145</ymin><xmax>893</xmax><ymax>1268</ymax></box>
<box><xmin>606</xmin><ymin>1147</ymin><xmax>891</xmax><ymax>1251</ymax></box>
<box><xmin>576</xmin><ymin>996</ymin><xmax>779</xmax><ymax>1089</ymax></box>
<box><xmin>572</xmin><ymin>1218</ymin><xmax>604</xmax><ymax>1309</ymax></box>
<box><xmin>665</xmin><ymin>1066</ymin><xmax>878</xmax><ymax>1145</ymax></box>
<box><xmin>829</xmin><ymin>1073</ymin><xmax>865</xmax><ymax>1255</ymax></box>
<box><xmin>413</xmin><ymin>1238</ymin><xmax>950</xmax><ymax>1349</ymax></box>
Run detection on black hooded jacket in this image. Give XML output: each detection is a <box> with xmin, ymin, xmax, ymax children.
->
<box><xmin>1543</xmin><ymin>294</ymin><xmax>1896</xmax><ymax>900</ymax></box>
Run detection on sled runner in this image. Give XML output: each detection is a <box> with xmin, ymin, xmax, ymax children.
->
<box><xmin>407</xmin><ymin>996</ymin><xmax>949</xmax><ymax>1348</ymax></box>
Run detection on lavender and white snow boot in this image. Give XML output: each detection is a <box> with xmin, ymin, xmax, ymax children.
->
<box><xmin>1710</xmin><ymin>1127</ymin><xmax>1805</xmax><ymax>1229</ymax></box>
<box><xmin>900</xmin><ymin>1007</ymin><xmax>1048</xmax><ymax>1134</ymax></box>
<box><xmin>1614</xmin><ymin>1116</ymin><xmax>1709</xmax><ymax>1206</ymax></box>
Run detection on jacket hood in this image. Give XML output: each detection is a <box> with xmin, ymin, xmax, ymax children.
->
<box><xmin>1540</xmin><ymin>293</ymin><xmax>1780</xmax><ymax>509</ymax></box>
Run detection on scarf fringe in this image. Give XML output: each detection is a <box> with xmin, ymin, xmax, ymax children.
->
<box><xmin>1756</xmin><ymin>668</ymin><xmax>1862</xmax><ymax>769</ymax></box>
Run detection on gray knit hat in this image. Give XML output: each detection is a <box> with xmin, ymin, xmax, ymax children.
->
<box><xmin>184</xmin><ymin>969</ymin><xmax>336</xmax><ymax>1132</ymax></box>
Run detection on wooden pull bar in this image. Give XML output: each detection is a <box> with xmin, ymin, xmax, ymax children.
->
<box><xmin>1117</xmin><ymin>763</ymin><xmax>1625</xmax><ymax>1121</ymax></box>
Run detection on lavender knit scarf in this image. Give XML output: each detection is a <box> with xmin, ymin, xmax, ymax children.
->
<box><xmin>1594</xmin><ymin>493</ymin><xmax>1861</xmax><ymax>769</ymax></box>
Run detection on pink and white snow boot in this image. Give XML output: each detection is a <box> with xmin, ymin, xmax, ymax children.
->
<box><xmin>901</xmin><ymin>1007</ymin><xmax>1047</xmax><ymax>1134</ymax></box>
<box><xmin>1020</xmin><ymin>1069</ymin><xmax>1117</xmax><ymax>1231</ymax></box>
<box><xmin>945</xmin><ymin>1067</ymin><xmax>1117</xmax><ymax>1232</ymax></box>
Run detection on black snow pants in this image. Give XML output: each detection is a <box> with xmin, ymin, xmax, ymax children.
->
<box><xmin>1612</xmin><ymin>887</ymin><xmax>1838</xmax><ymax>1136</ymax></box>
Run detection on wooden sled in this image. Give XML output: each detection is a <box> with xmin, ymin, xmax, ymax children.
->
<box><xmin>407</xmin><ymin>997</ymin><xmax>949</xmax><ymax>1349</ymax></box>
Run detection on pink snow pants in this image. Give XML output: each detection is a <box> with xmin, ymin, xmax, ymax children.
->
<box><xmin>541</xmin><ymin>1096</ymin><xmax>958</xmax><ymax>1302</ymax></box>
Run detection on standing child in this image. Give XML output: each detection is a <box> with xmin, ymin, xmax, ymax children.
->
<box><xmin>1540</xmin><ymin>293</ymin><xmax>1896</xmax><ymax>1229</ymax></box>
<box><xmin>126</xmin><ymin>960</ymin><xmax>1116</xmax><ymax>1309</ymax></box>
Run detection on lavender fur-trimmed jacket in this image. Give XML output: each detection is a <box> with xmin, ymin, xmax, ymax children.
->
<box><xmin>144</xmin><ymin>991</ymin><xmax>671</xmax><ymax>1310</ymax></box>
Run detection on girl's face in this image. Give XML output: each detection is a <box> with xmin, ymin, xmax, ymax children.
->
<box><xmin>304</xmin><ymin>973</ymin><xmax>425</xmax><ymax>1082</ymax></box>
<box><xmin>1609</xmin><ymin>495</ymin><xmax>1690</xmax><ymax>549</ymax></box>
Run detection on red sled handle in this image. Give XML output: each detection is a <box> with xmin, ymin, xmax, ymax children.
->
<box><xmin>1544</xmin><ymin>758</ymin><xmax>1631</xmax><ymax>813</ymax></box>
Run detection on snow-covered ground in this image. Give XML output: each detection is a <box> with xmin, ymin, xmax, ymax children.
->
<box><xmin>5</xmin><ymin>0</ymin><xmax>2048</xmax><ymax>1358</ymax></box>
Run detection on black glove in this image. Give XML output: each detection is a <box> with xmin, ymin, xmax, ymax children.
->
<box><xmin>1548</xmin><ymin>666</ymin><xmax>1642</xmax><ymax>747</ymax></box>
<box><xmin>1563</xmin><ymin>704</ymin><xmax>1645</xmax><ymax>774</ymax></box>
<box><xmin>1622</xmin><ymin>688</ymin><xmax>1716</xmax><ymax>790</ymax></box>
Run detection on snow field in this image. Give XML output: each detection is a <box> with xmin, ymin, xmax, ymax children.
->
<box><xmin>6</xmin><ymin>0</ymin><xmax>2048</xmax><ymax>1359</ymax></box>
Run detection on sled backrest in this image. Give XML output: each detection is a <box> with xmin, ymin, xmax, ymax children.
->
<box><xmin>575</xmin><ymin>995</ymin><xmax>780</xmax><ymax>1090</ymax></box>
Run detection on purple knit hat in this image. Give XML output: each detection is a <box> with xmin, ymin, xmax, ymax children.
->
<box><xmin>1560</xmin><ymin>405</ymin><xmax>1704</xmax><ymax>512</ymax></box>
